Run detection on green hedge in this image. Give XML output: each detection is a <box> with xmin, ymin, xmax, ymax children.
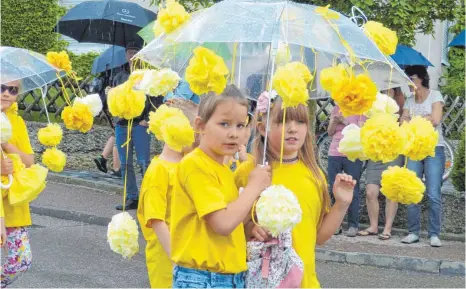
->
<box><xmin>69</xmin><ymin>51</ymin><xmax>100</xmax><ymax>79</ymax></box>
<box><xmin>451</xmin><ymin>133</ymin><xmax>465</xmax><ymax>192</ymax></box>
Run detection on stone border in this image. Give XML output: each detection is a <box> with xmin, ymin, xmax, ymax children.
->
<box><xmin>316</xmin><ymin>248</ymin><xmax>465</xmax><ymax>277</ymax></box>
<box><xmin>47</xmin><ymin>173</ymin><xmax>123</xmax><ymax>195</ymax></box>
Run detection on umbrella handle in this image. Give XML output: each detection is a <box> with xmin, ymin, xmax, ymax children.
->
<box><xmin>0</xmin><ymin>174</ymin><xmax>13</xmax><ymax>190</ymax></box>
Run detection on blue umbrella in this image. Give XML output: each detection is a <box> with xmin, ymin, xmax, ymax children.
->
<box><xmin>448</xmin><ymin>30</ymin><xmax>465</xmax><ymax>47</ymax></box>
<box><xmin>390</xmin><ymin>45</ymin><xmax>434</xmax><ymax>68</ymax></box>
<box><xmin>92</xmin><ymin>46</ymin><xmax>127</xmax><ymax>75</ymax></box>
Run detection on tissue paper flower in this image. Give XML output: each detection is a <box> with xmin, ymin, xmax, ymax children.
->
<box><xmin>38</xmin><ymin>123</ymin><xmax>63</xmax><ymax>147</ymax></box>
<box><xmin>364</xmin><ymin>92</ymin><xmax>399</xmax><ymax>118</ymax></box>
<box><xmin>42</xmin><ymin>147</ymin><xmax>66</xmax><ymax>172</ymax></box>
<box><xmin>147</xmin><ymin>104</ymin><xmax>182</xmax><ymax>140</ymax></box>
<box><xmin>107</xmin><ymin>212</ymin><xmax>139</xmax><ymax>259</ymax></box>
<box><xmin>0</xmin><ymin>112</ymin><xmax>12</xmax><ymax>144</ymax></box>
<box><xmin>61</xmin><ymin>102</ymin><xmax>94</xmax><ymax>133</ymax></box>
<box><xmin>361</xmin><ymin>113</ymin><xmax>405</xmax><ymax>163</ymax></box>
<box><xmin>363</xmin><ymin>21</ymin><xmax>398</xmax><ymax>55</ymax></box>
<box><xmin>401</xmin><ymin>116</ymin><xmax>438</xmax><ymax>161</ymax></box>
<box><xmin>46</xmin><ymin>51</ymin><xmax>72</xmax><ymax>72</ymax></box>
<box><xmin>185</xmin><ymin>47</ymin><xmax>229</xmax><ymax>95</ymax></box>
<box><xmin>161</xmin><ymin>114</ymin><xmax>195</xmax><ymax>152</ymax></box>
<box><xmin>140</xmin><ymin>69</ymin><xmax>180</xmax><ymax>97</ymax></box>
<box><xmin>255</xmin><ymin>185</ymin><xmax>302</xmax><ymax>237</ymax></box>
<box><xmin>156</xmin><ymin>0</ymin><xmax>190</xmax><ymax>35</ymax></box>
<box><xmin>272</xmin><ymin>65</ymin><xmax>309</xmax><ymax>108</ymax></box>
<box><xmin>74</xmin><ymin>94</ymin><xmax>103</xmax><ymax>117</ymax></box>
<box><xmin>380</xmin><ymin>166</ymin><xmax>425</xmax><ymax>204</ymax></box>
<box><xmin>286</xmin><ymin>62</ymin><xmax>313</xmax><ymax>84</ymax></box>
<box><xmin>320</xmin><ymin>64</ymin><xmax>349</xmax><ymax>92</ymax></box>
<box><xmin>108</xmin><ymin>81</ymin><xmax>146</xmax><ymax>120</ymax></box>
<box><xmin>338</xmin><ymin>124</ymin><xmax>368</xmax><ymax>162</ymax></box>
<box><xmin>331</xmin><ymin>74</ymin><xmax>377</xmax><ymax>117</ymax></box>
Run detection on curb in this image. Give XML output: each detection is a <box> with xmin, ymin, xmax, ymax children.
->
<box><xmin>30</xmin><ymin>205</ymin><xmax>112</xmax><ymax>227</ymax></box>
<box><xmin>316</xmin><ymin>248</ymin><xmax>465</xmax><ymax>277</ymax></box>
<box><xmin>47</xmin><ymin>172</ymin><xmax>123</xmax><ymax>195</ymax></box>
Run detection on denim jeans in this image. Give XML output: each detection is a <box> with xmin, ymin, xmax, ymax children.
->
<box><xmin>115</xmin><ymin>124</ymin><xmax>151</xmax><ymax>201</ymax></box>
<box><xmin>407</xmin><ymin>146</ymin><xmax>445</xmax><ymax>237</ymax></box>
<box><xmin>327</xmin><ymin>156</ymin><xmax>363</xmax><ymax>229</ymax></box>
<box><xmin>173</xmin><ymin>266</ymin><xmax>245</xmax><ymax>288</ymax></box>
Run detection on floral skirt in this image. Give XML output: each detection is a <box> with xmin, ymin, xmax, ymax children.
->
<box><xmin>1</xmin><ymin>227</ymin><xmax>32</xmax><ymax>288</ymax></box>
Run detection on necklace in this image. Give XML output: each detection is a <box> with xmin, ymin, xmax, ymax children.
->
<box><xmin>279</xmin><ymin>156</ymin><xmax>299</xmax><ymax>163</ymax></box>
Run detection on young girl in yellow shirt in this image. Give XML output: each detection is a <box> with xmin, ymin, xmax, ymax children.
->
<box><xmin>1</xmin><ymin>80</ymin><xmax>34</xmax><ymax>287</ymax></box>
<box><xmin>137</xmin><ymin>99</ymin><xmax>198</xmax><ymax>288</ymax></box>
<box><xmin>235</xmin><ymin>94</ymin><xmax>356</xmax><ymax>288</ymax></box>
<box><xmin>170</xmin><ymin>85</ymin><xmax>271</xmax><ymax>288</ymax></box>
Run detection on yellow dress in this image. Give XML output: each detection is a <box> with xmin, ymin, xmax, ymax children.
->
<box><xmin>137</xmin><ymin>157</ymin><xmax>178</xmax><ymax>288</ymax></box>
<box><xmin>235</xmin><ymin>160</ymin><xmax>327</xmax><ymax>288</ymax></box>
<box><xmin>170</xmin><ymin>148</ymin><xmax>247</xmax><ymax>273</ymax></box>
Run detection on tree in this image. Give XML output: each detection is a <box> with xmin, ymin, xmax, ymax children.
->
<box><xmin>1</xmin><ymin>0</ymin><xmax>68</xmax><ymax>54</ymax></box>
<box><xmin>450</xmin><ymin>133</ymin><xmax>465</xmax><ymax>192</ymax></box>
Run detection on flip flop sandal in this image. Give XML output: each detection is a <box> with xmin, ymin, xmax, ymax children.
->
<box><xmin>378</xmin><ymin>233</ymin><xmax>392</xmax><ymax>240</ymax></box>
<box><xmin>357</xmin><ymin>229</ymin><xmax>378</xmax><ymax>236</ymax></box>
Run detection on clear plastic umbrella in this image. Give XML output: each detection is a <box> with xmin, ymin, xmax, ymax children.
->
<box><xmin>135</xmin><ymin>0</ymin><xmax>411</xmax><ymax>100</ymax></box>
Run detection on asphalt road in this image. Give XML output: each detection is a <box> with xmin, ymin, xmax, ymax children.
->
<box><xmin>5</xmin><ymin>214</ymin><xmax>465</xmax><ymax>288</ymax></box>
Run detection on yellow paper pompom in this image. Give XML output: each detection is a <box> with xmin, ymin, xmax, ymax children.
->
<box><xmin>286</xmin><ymin>62</ymin><xmax>313</xmax><ymax>84</ymax></box>
<box><xmin>61</xmin><ymin>102</ymin><xmax>94</xmax><ymax>133</ymax></box>
<box><xmin>272</xmin><ymin>65</ymin><xmax>309</xmax><ymax>108</ymax></box>
<box><xmin>338</xmin><ymin>124</ymin><xmax>368</xmax><ymax>162</ymax></box>
<box><xmin>46</xmin><ymin>51</ymin><xmax>72</xmax><ymax>72</ymax></box>
<box><xmin>156</xmin><ymin>0</ymin><xmax>190</xmax><ymax>35</ymax></box>
<box><xmin>331</xmin><ymin>74</ymin><xmax>377</xmax><ymax>117</ymax></box>
<box><xmin>363</xmin><ymin>21</ymin><xmax>398</xmax><ymax>55</ymax></box>
<box><xmin>1</xmin><ymin>112</ymin><xmax>12</xmax><ymax>144</ymax></box>
<box><xmin>315</xmin><ymin>5</ymin><xmax>340</xmax><ymax>20</ymax></box>
<box><xmin>107</xmin><ymin>212</ymin><xmax>139</xmax><ymax>259</ymax></box>
<box><xmin>42</xmin><ymin>147</ymin><xmax>66</xmax><ymax>172</ymax></box>
<box><xmin>380</xmin><ymin>166</ymin><xmax>425</xmax><ymax>204</ymax></box>
<box><xmin>38</xmin><ymin>123</ymin><xmax>63</xmax><ymax>147</ymax></box>
<box><xmin>320</xmin><ymin>64</ymin><xmax>349</xmax><ymax>92</ymax></box>
<box><xmin>364</xmin><ymin>92</ymin><xmax>399</xmax><ymax>118</ymax></box>
<box><xmin>255</xmin><ymin>185</ymin><xmax>302</xmax><ymax>237</ymax></box>
<box><xmin>161</xmin><ymin>115</ymin><xmax>195</xmax><ymax>152</ymax></box>
<box><xmin>185</xmin><ymin>47</ymin><xmax>229</xmax><ymax>95</ymax></box>
<box><xmin>275</xmin><ymin>43</ymin><xmax>291</xmax><ymax>66</ymax></box>
<box><xmin>147</xmin><ymin>104</ymin><xmax>181</xmax><ymax>140</ymax></box>
<box><xmin>401</xmin><ymin>116</ymin><xmax>439</xmax><ymax>161</ymax></box>
<box><xmin>108</xmin><ymin>82</ymin><xmax>146</xmax><ymax>120</ymax></box>
<box><xmin>361</xmin><ymin>113</ymin><xmax>405</xmax><ymax>163</ymax></box>
<box><xmin>139</xmin><ymin>69</ymin><xmax>180</xmax><ymax>96</ymax></box>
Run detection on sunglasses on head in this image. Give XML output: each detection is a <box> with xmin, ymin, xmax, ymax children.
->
<box><xmin>1</xmin><ymin>84</ymin><xmax>19</xmax><ymax>95</ymax></box>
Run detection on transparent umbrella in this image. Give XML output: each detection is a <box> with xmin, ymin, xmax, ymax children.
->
<box><xmin>135</xmin><ymin>0</ymin><xmax>411</xmax><ymax>100</ymax></box>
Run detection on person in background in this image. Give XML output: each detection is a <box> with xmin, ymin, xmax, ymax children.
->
<box><xmin>327</xmin><ymin>105</ymin><xmax>366</xmax><ymax>237</ymax></box>
<box><xmin>400</xmin><ymin>65</ymin><xmax>445</xmax><ymax>247</ymax></box>
<box><xmin>359</xmin><ymin>87</ymin><xmax>405</xmax><ymax>240</ymax></box>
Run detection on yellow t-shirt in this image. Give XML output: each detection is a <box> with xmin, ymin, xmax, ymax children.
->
<box><xmin>170</xmin><ymin>148</ymin><xmax>247</xmax><ymax>274</ymax></box>
<box><xmin>235</xmin><ymin>160</ymin><xmax>327</xmax><ymax>288</ymax></box>
<box><xmin>2</xmin><ymin>104</ymin><xmax>34</xmax><ymax>228</ymax></box>
<box><xmin>137</xmin><ymin>156</ymin><xmax>178</xmax><ymax>288</ymax></box>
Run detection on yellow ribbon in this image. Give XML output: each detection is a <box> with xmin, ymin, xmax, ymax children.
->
<box><xmin>121</xmin><ymin>118</ymin><xmax>134</xmax><ymax>211</ymax></box>
<box><xmin>230</xmin><ymin>43</ymin><xmax>238</xmax><ymax>85</ymax></box>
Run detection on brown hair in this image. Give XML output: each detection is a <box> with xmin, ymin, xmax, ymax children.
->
<box><xmin>198</xmin><ymin>85</ymin><xmax>249</xmax><ymax>124</ymax></box>
<box><xmin>252</xmin><ymin>98</ymin><xmax>330</xmax><ymax>226</ymax></box>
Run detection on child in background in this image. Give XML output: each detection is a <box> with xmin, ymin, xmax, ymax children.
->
<box><xmin>170</xmin><ymin>85</ymin><xmax>271</xmax><ymax>288</ymax></box>
<box><xmin>137</xmin><ymin>98</ymin><xmax>198</xmax><ymax>288</ymax></box>
<box><xmin>235</xmin><ymin>93</ymin><xmax>356</xmax><ymax>288</ymax></box>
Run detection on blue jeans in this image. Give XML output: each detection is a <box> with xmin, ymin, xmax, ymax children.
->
<box><xmin>328</xmin><ymin>156</ymin><xmax>363</xmax><ymax>229</ymax></box>
<box><xmin>173</xmin><ymin>266</ymin><xmax>245</xmax><ymax>288</ymax></box>
<box><xmin>115</xmin><ymin>124</ymin><xmax>151</xmax><ymax>200</ymax></box>
<box><xmin>407</xmin><ymin>146</ymin><xmax>445</xmax><ymax>237</ymax></box>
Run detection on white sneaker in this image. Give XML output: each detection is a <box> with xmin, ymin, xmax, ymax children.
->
<box><xmin>401</xmin><ymin>233</ymin><xmax>420</xmax><ymax>244</ymax></box>
<box><xmin>430</xmin><ymin>236</ymin><xmax>442</xmax><ymax>247</ymax></box>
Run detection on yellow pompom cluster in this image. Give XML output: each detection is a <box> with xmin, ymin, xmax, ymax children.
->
<box><xmin>38</xmin><ymin>123</ymin><xmax>63</xmax><ymax>147</ymax></box>
<box><xmin>107</xmin><ymin>212</ymin><xmax>139</xmax><ymax>259</ymax></box>
<box><xmin>42</xmin><ymin>147</ymin><xmax>66</xmax><ymax>172</ymax></box>
<box><xmin>380</xmin><ymin>166</ymin><xmax>425</xmax><ymax>205</ymax></box>
<box><xmin>108</xmin><ymin>79</ymin><xmax>146</xmax><ymax>120</ymax></box>
<box><xmin>148</xmin><ymin>104</ymin><xmax>194</xmax><ymax>152</ymax></box>
<box><xmin>139</xmin><ymin>69</ymin><xmax>180</xmax><ymax>97</ymax></box>
<box><xmin>363</xmin><ymin>21</ymin><xmax>398</xmax><ymax>55</ymax></box>
<box><xmin>401</xmin><ymin>116</ymin><xmax>439</xmax><ymax>161</ymax></box>
<box><xmin>185</xmin><ymin>47</ymin><xmax>229</xmax><ymax>95</ymax></box>
<box><xmin>272</xmin><ymin>61</ymin><xmax>312</xmax><ymax>108</ymax></box>
<box><xmin>46</xmin><ymin>51</ymin><xmax>72</xmax><ymax>72</ymax></box>
<box><xmin>337</xmin><ymin>124</ymin><xmax>368</xmax><ymax>162</ymax></box>
<box><xmin>320</xmin><ymin>63</ymin><xmax>349</xmax><ymax>92</ymax></box>
<box><xmin>155</xmin><ymin>0</ymin><xmax>190</xmax><ymax>35</ymax></box>
<box><xmin>61</xmin><ymin>102</ymin><xmax>94</xmax><ymax>133</ymax></box>
<box><xmin>255</xmin><ymin>185</ymin><xmax>302</xmax><ymax>237</ymax></box>
<box><xmin>361</xmin><ymin>113</ymin><xmax>405</xmax><ymax>163</ymax></box>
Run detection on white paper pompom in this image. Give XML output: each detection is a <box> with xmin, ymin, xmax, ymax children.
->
<box><xmin>364</xmin><ymin>92</ymin><xmax>399</xmax><ymax>118</ymax></box>
<box><xmin>107</xmin><ymin>212</ymin><xmax>139</xmax><ymax>259</ymax></box>
<box><xmin>74</xmin><ymin>94</ymin><xmax>103</xmax><ymax>117</ymax></box>
<box><xmin>0</xmin><ymin>112</ymin><xmax>12</xmax><ymax>144</ymax></box>
<box><xmin>255</xmin><ymin>185</ymin><xmax>302</xmax><ymax>237</ymax></box>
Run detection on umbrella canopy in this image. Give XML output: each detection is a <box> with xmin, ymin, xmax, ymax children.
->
<box><xmin>390</xmin><ymin>45</ymin><xmax>433</xmax><ymax>68</ymax></box>
<box><xmin>448</xmin><ymin>30</ymin><xmax>465</xmax><ymax>47</ymax></box>
<box><xmin>136</xmin><ymin>0</ymin><xmax>411</xmax><ymax>100</ymax></box>
<box><xmin>54</xmin><ymin>0</ymin><xmax>156</xmax><ymax>47</ymax></box>
<box><xmin>1</xmin><ymin>46</ymin><xmax>64</xmax><ymax>94</ymax></box>
<box><xmin>92</xmin><ymin>46</ymin><xmax>127</xmax><ymax>75</ymax></box>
